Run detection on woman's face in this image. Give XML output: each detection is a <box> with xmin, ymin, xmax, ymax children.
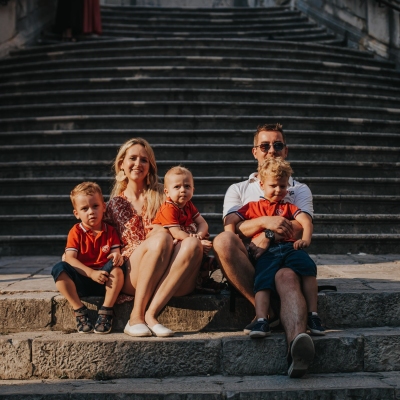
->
<box><xmin>120</xmin><ymin>144</ymin><xmax>151</xmax><ymax>184</ymax></box>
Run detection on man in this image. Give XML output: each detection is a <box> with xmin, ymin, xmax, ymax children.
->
<box><xmin>213</xmin><ymin>123</ymin><xmax>315</xmax><ymax>378</ymax></box>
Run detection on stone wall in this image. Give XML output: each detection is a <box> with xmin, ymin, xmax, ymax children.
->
<box><xmin>296</xmin><ymin>0</ymin><xmax>400</xmax><ymax>67</ymax></box>
<box><xmin>100</xmin><ymin>0</ymin><xmax>276</xmax><ymax>7</ymax></box>
<box><xmin>0</xmin><ymin>0</ymin><xmax>56</xmax><ymax>57</ymax></box>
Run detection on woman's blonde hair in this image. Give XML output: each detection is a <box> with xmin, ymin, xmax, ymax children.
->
<box><xmin>110</xmin><ymin>138</ymin><xmax>164</xmax><ymax>220</ymax></box>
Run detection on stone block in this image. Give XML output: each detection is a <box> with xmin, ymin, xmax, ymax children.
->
<box><xmin>0</xmin><ymin>336</ymin><xmax>32</xmax><ymax>379</ymax></box>
<box><xmin>32</xmin><ymin>332</ymin><xmax>221</xmax><ymax>379</ymax></box>
<box><xmin>222</xmin><ymin>335</ymin><xmax>288</xmax><ymax>375</ymax></box>
<box><xmin>310</xmin><ymin>332</ymin><xmax>363</xmax><ymax>373</ymax></box>
<box><xmin>323</xmin><ymin>292</ymin><xmax>400</xmax><ymax>328</ymax></box>
<box><xmin>0</xmin><ymin>1</ymin><xmax>16</xmax><ymax>46</ymax></box>
<box><xmin>0</xmin><ymin>292</ymin><xmax>53</xmax><ymax>333</ymax></box>
<box><xmin>364</xmin><ymin>328</ymin><xmax>400</xmax><ymax>372</ymax></box>
<box><xmin>367</xmin><ymin>0</ymin><xmax>390</xmax><ymax>45</ymax></box>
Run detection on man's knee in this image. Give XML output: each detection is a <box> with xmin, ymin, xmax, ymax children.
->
<box><xmin>213</xmin><ymin>231</ymin><xmax>241</xmax><ymax>257</ymax></box>
<box><xmin>275</xmin><ymin>268</ymin><xmax>301</xmax><ymax>292</ymax></box>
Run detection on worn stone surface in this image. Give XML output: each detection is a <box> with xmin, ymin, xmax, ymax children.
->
<box><xmin>0</xmin><ymin>372</ymin><xmax>397</xmax><ymax>399</ymax></box>
<box><xmin>32</xmin><ymin>332</ymin><xmax>222</xmax><ymax>379</ymax></box>
<box><xmin>0</xmin><ymin>336</ymin><xmax>32</xmax><ymax>379</ymax></box>
<box><xmin>363</xmin><ymin>328</ymin><xmax>400</xmax><ymax>372</ymax></box>
<box><xmin>0</xmin><ymin>292</ymin><xmax>54</xmax><ymax>333</ymax></box>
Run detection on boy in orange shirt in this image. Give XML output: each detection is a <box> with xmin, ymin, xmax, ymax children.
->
<box><xmin>51</xmin><ymin>182</ymin><xmax>124</xmax><ymax>334</ymax></box>
<box><xmin>226</xmin><ymin>158</ymin><xmax>325</xmax><ymax>342</ymax></box>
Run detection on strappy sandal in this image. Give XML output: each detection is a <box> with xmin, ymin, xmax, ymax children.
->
<box><xmin>94</xmin><ymin>308</ymin><xmax>114</xmax><ymax>334</ymax></box>
<box><xmin>74</xmin><ymin>308</ymin><xmax>94</xmax><ymax>334</ymax></box>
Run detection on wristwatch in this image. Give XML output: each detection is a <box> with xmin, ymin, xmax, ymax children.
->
<box><xmin>264</xmin><ymin>229</ymin><xmax>275</xmax><ymax>244</ymax></box>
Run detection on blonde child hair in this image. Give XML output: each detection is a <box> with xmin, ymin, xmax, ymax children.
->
<box><xmin>110</xmin><ymin>137</ymin><xmax>164</xmax><ymax>220</ymax></box>
<box><xmin>70</xmin><ymin>181</ymin><xmax>104</xmax><ymax>208</ymax></box>
<box><xmin>258</xmin><ymin>157</ymin><xmax>293</xmax><ymax>182</ymax></box>
<box><xmin>164</xmin><ymin>166</ymin><xmax>193</xmax><ymax>186</ymax></box>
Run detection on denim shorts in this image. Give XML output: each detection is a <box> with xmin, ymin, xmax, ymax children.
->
<box><xmin>254</xmin><ymin>242</ymin><xmax>317</xmax><ymax>294</ymax></box>
<box><xmin>51</xmin><ymin>260</ymin><xmax>126</xmax><ymax>298</ymax></box>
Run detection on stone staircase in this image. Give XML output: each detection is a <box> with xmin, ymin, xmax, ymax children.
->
<box><xmin>1</xmin><ymin>4</ymin><xmax>400</xmax><ymax>398</ymax></box>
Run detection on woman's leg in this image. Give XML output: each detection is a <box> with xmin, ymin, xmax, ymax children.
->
<box><xmin>123</xmin><ymin>231</ymin><xmax>173</xmax><ymax>325</ymax></box>
<box><xmin>145</xmin><ymin>236</ymin><xmax>203</xmax><ymax>327</ymax></box>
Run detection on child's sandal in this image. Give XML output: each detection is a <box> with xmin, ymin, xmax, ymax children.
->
<box><xmin>74</xmin><ymin>308</ymin><xmax>94</xmax><ymax>334</ymax></box>
<box><xmin>94</xmin><ymin>308</ymin><xmax>114</xmax><ymax>334</ymax></box>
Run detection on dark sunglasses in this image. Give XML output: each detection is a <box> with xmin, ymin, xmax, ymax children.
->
<box><xmin>254</xmin><ymin>142</ymin><xmax>286</xmax><ymax>152</ymax></box>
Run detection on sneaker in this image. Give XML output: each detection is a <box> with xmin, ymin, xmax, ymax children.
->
<box><xmin>244</xmin><ymin>315</ymin><xmax>280</xmax><ymax>334</ymax></box>
<box><xmin>249</xmin><ymin>318</ymin><xmax>271</xmax><ymax>338</ymax></box>
<box><xmin>287</xmin><ymin>333</ymin><xmax>315</xmax><ymax>378</ymax></box>
<box><xmin>307</xmin><ymin>312</ymin><xmax>326</xmax><ymax>336</ymax></box>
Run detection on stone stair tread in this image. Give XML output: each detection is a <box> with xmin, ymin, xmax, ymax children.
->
<box><xmin>1</xmin><ymin>372</ymin><xmax>399</xmax><ymax>398</ymax></box>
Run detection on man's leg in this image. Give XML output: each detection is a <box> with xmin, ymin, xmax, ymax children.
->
<box><xmin>213</xmin><ymin>231</ymin><xmax>255</xmax><ymax>306</ymax></box>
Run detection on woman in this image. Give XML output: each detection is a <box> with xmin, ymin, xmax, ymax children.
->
<box><xmin>105</xmin><ymin>138</ymin><xmax>203</xmax><ymax>337</ymax></box>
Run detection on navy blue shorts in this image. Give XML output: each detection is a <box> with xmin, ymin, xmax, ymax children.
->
<box><xmin>51</xmin><ymin>260</ymin><xmax>126</xmax><ymax>298</ymax></box>
<box><xmin>254</xmin><ymin>242</ymin><xmax>317</xmax><ymax>294</ymax></box>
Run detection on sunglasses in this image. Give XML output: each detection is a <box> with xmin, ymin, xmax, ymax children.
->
<box><xmin>254</xmin><ymin>142</ymin><xmax>286</xmax><ymax>152</ymax></box>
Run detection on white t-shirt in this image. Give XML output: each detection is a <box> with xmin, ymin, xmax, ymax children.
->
<box><xmin>223</xmin><ymin>172</ymin><xmax>314</xmax><ymax>219</ymax></box>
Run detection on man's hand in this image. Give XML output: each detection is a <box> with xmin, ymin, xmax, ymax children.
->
<box><xmin>107</xmin><ymin>252</ymin><xmax>123</xmax><ymax>267</ymax></box>
<box><xmin>293</xmin><ymin>239</ymin><xmax>311</xmax><ymax>250</ymax></box>
<box><xmin>248</xmin><ymin>234</ymin><xmax>270</xmax><ymax>261</ymax></box>
<box><xmin>90</xmin><ymin>269</ymin><xmax>109</xmax><ymax>285</ymax></box>
<box><xmin>201</xmin><ymin>239</ymin><xmax>213</xmax><ymax>254</ymax></box>
<box><xmin>265</xmin><ymin>216</ymin><xmax>294</xmax><ymax>239</ymax></box>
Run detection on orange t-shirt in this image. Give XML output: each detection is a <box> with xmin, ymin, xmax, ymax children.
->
<box><xmin>236</xmin><ymin>198</ymin><xmax>302</xmax><ymax>241</ymax></box>
<box><xmin>65</xmin><ymin>222</ymin><xmax>121</xmax><ymax>269</ymax></box>
<box><xmin>153</xmin><ymin>198</ymin><xmax>200</xmax><ymax>232</ymax></box>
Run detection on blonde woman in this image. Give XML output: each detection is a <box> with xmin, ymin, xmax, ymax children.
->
<box><xmin>105</xmin><ymin>138</ymin><xmax>203</xmax><ymax>337</ymax></box>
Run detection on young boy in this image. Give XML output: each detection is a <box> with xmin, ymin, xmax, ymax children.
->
<box><xmin>226</xmin><ymin>158</ymin><xmax>325</xmax><ymax>338</ymax></box>
<box><xmin>153</xmin><ymin>166</ymin><xmax>212</xmax><ymax>252</ymax></box>
<box><xmin>51</xmin><ymin>182</ymin><xmax>124</xmax><ymax>334</ymax></box>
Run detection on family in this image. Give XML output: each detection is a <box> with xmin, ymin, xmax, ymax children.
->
<box><xmin>51</xmin><ymin>123</ymin><xmax>325</xmax><ymax>378</ymax></box>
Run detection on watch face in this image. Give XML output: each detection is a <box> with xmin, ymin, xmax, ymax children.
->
<box><xmin>265</xmin><ymin>230</ymin><xmax>274</xmax><ymax>239</ymax></box>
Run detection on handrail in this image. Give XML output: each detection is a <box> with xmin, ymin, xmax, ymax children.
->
<box><xmin>376</xmin><ymin>0</ymin><xmax>400</xmax><ymax>12</ymax></box>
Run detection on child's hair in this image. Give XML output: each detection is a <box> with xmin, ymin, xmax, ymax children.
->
<box><xmin>164</xmin><ymin>166</ymin><xmax>193</xmax><ymax>186</ymax></box>
<box><xmin>70</xmin><ymin>181</ymin><xmax>104</xmax><ymax>208</ymax></box>
<box><xmin>258</xmin><ymin>157</ymin><xmax>293</xmax><ymax>182</ymax></box>
<box><xmin>254</xmin><ymin>123</ymin><xmax>285</xmax><ymax>146</ymax></box>
<box><xmin>110</xmin><ymin>137</ymin><xmax>164</xmax><ymax>220</ymax></box>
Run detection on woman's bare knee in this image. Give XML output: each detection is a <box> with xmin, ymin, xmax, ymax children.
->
<box><xmin>144</xmin><ymin>231</ymin><xmax>173</xmax><ymax>253</ymax></box>
<box><xmin>180</xmin><ymin>236</ymin><xmax>203</xmax><ymax>255</ymax></box>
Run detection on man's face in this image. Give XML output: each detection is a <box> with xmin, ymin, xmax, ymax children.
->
<box><xmin>252</xmin><ymin>130</ymin><xmax>288</xmax><ymax>165</ymax></box>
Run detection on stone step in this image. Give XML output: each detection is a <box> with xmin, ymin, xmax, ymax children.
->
<box><xmin>1</xmin><ymin>234</ymin><xmax>399</xmax><ymax>255</ymax></box>
<box><xmin>0</xmin><ymin>160</ymin><xmax>398</xmax><ymax>179</ymax></box>
<box><xmin>1</xmin><ymin>327</ymin><xmax>400</xmax><ymax>379</ymax></box>
<box><xmin>2</xmin><ymin>115</ymin><xmax>400</xmax><ymax>133</ymax></box>
<box><xmin>1</xmin><ymin>214</ymin><xmax>399</xmax><ymax>236</ymax></box>
<box><xmin>1</xmin><ymin>102</ymin><xmax>400</xmax><ymax>121</ymax></box>
<box><xmin>1</xmin><ymin>195</ymin><xmax>398</xmax><ymax>215</ymax></box>
<box><xmin>3</xmin><ymin>45</ymin><xmax>381</xmax><ymax>67</ymax></box>
<box><xmin>1</xmin><ymin>143</ymin><xmax>399</xmax><ymax>162</ymax></box>
<box><xmin>2</xmin><ymin>77</ymin><xmax>398</xmax><ymax>98</ymax></box>
<box><xmin>1</xmin><ymin>373</ymin><xmax>399</xmax><ymax>398</ymax></box>
<box><xmin>10</xmin><ymin>38</ymin><xmax>373</xmax><ymax>59</ymax></box>
<box><xmin>3</xmin><ymin>89</ymin><xmax>400</xmax><ymax>109</ymax></box>
<box><xmin>0</xmin><ymin>129</ymin><xmax>398</xmax><ymax>147</ymax></box>
<box><xmin>2</xmin><ymin>65</ymin><xmax>399</xmax><ymax>89</ymax></box>
<box><xmin>1</xmin><ymin>176</ymin><xmax>398</xmax><ymax>196</ymax></box>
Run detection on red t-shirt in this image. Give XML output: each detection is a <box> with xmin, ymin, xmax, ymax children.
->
<box><xmin>65</xmin><ymin>222</ymin><xmax>121</xmax><ymax>269</ymax></box>
<box><xmin>153</xmin><ymin>198</ymin><xmax>200</xmax><ymax>231</ymax></box>
<box><xmin>236</xmin><ymin>197</ymin><xmax>302</xmax><ymax>241</ymax></box>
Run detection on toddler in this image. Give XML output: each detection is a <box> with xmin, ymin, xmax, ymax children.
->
<box><xmin>226</xmin><ymin>158</ymin><xmax>325</xmax><ymax>338</ymax></box>
<box><xmin>51</xmin><ymin>182</ymin><xmax>124</xmax><ymax>334</ymax></box>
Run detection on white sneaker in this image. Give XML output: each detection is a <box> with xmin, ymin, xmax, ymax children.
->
<box><xmin>124</xmin><ymin>322</ymin><xmax>152</xmax><ymax>337</ymax></box>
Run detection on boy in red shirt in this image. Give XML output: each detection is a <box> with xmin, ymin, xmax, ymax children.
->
<box><xmin>51</xmin><ymin>182</ymin><xmax>124</xmax><ymax>334</ymax></box>
<box><xmin>226</xmin><ymin>158</ymin><xmax>325</xmax><ymax>340</ymax></box>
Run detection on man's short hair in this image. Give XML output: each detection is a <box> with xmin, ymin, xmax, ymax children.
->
<box><xmin>253</xmin><ymin>123</ymin><xmax>286</xmax><ymax>146</ymax></box>
<box><xmin>164</xmin><ymin>166</ymin><xmax>193</xmax><ymax>186</ymax></box>
<box><xmin>70</xmin><ymin>181</ymin><xmax>104</xmax><ymax>208</ymax></box>
<box><xmin>258</xmin><ymin>157</ymin><xmax>293</xmax><ymax>182</ymax></box>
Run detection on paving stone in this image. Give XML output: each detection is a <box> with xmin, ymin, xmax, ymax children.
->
<box><xmin>0</xmin><ymin>292</ymin><xmax>54</xmax><ymax>333</ymax></box>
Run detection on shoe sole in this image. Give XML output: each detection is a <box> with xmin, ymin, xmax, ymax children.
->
<box><xmin>124</xmin><ymin>328</ymin><xmax>152</xmax><ymax>337</ymax></box>
<box><xmin>308</xmin><ymin>326</ymin><xmax>326</xmax><ymax>336</ymax></box>
<box><xmin>249</xmin><ymin>331</ymin><xmax>271</xmax><ymax>338</ymax></box>
<box><xmin>244</xmin><ymin>318</ymin><xmax>280</xmax><ymax>334</ymax></box>
<box><xmin>94</xmin><ymin>329</ymin><xmax>112</xmax><ymax>334</ymax></box>
<box><xmin>288</xmin><ymin>333</ymin><xmax>315</xmax><ymax>378</ymax></box>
